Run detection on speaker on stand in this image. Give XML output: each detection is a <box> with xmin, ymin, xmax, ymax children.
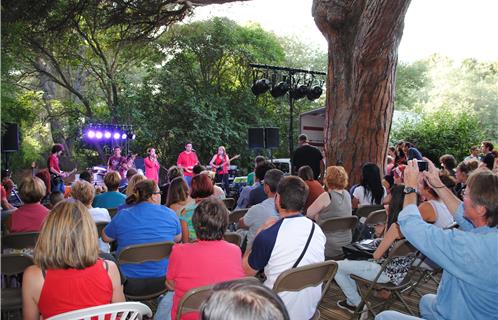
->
<box><xmin>1</xmin><ymin>123</ymin><xmax>20</xmax><ymax>170</ymax></box>
<box><xmin>248</xmin><ymin>128</ymin><xmax>265</xmax><ymax>149</ymax></box>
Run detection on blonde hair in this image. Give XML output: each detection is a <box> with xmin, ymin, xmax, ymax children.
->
<box><xmin>104</xmin><ymin>171</ymin><xmax>121</xmax><ymax>190</ymax></box>
<box><xmin>34</xmin><ymin>200</ymin><xmax>99</xmax><ymax>269</ymax></box>
<box><xmin>71</xmin><ymin>180</ymin><xmax>95</xmax><ymax>205</ymax></box>
<box><xmin>19</xmin><ymin>176</ymin><xmax>46</xmax><ymax>203</ymax></box>
<box><xmin>325</xmin><ymin>166</ymin><xmax>349</xmax><ymax>190</ymax></box>
<box><xmin>126</xmin><ymin>174</ymin><xmax>146</xmax><ymax>197</ymax></box>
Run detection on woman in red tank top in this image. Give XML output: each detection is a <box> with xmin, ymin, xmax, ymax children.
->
<box><xmin>22</xmin><ymin>200</ymin><xmax>125</xmax><ymax>319</ymax></box>
<box><xmin>209</xmin><ymin>146</ymin><xmax>231</xmax><ymax>192</ymax></box>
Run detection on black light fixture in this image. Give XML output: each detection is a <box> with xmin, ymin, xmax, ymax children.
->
<box><xmin>270</xmin><ymin>77</ymin><xmax>290</xmax><ymax>97</ymax></box>
<box><xmin>290</xmin><ymin>84</ymin><xmax>309</xmax><ymax>100</ymax></box>
<box><xmin>307</xmin><ymin>85</ymin><xmax>323</xmax><ymax>100</ymax></box>
<box><xmin>251</xmin><ymin>78</ymin><xmax>271</xmax><ymax>95</ymax></box>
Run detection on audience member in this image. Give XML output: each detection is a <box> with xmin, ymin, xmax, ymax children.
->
<box><xmin>35</xmin><ymin>169</ymin><xmax>51</xmax><ymax>199</ymax></box>
<box><xmin>352</xmin><ymin>163</ymin><xmax>387</xmax><ymax>208</ymax></box>
<box><xmin>79</xmin><ymin>170</ymin><xmax>93</xmax><ymax>184</ymax></box>
<box><xmin>402</xmin><ymin>142</ymin><xmax>423</xmax><ymax>161</ymax></box>
<box><xmin>439</xmin><ymin>154</ymin><xmax>457</xmax><ymax>176</ymax></box>
<box><xmin>6</xmin><ymin>176</ymin><xmax>49</xmax><ymax>233</ymax></box>
<box><xmin>246</xmin><ymin>156</ymin><xmax>266</xmax><ymax>186</ymax></box>
<box><xmin>119</xmin><ymin>168</ymin><xmax>138</xmax><ymax>192</ymax></box>
<box><xmin>236</xmin><ymin>157</ymin><xmax>268</xmax><ymax>209</ymax></box>
<box><xmin>22</xmin><ymin>200</ymin><xmax>124</xmax><ymax>319</ymax></box>
<box><xmin>202</xmin><ymin>171</ymin><xmax>225</xmax><ymax>199</ymax></box>
<box><xmin>454</xmin><ymin>161</ymin><xmax>473</xmax><ymax>200</ymax></box>
<box><xmin>71</xmin><ymin>180</ymin><xmax>111</xmax><ymax>253</ymax></box>
<box><xmin>418</xmin><ymin>178</ymin><xmax>454</xmax><ymax>228</ymax></box>
<box><xmin>298</xmin><ymin>165</ymin><xmax>325</xmax><ymax>213</ymax></box>
<box><xmin>239</xmin><ymin>169</ymin><xmax>284</xmax><ymax>250</ymax></box>
<box><xmin>166</xmin><ymin>176</ymin><xmax>194</xmax><ymax>214</ymax></box>
<box><xmin>393</xmin><ymin>164</ymin><xmax>405</xmax><ymax>185</ymax></box>
<box><xmin>155</xmin><ymin>198</ymin><xmax>244</xmax><ymax>320</ymax></box>
<box><xmin>395</xmin><ymin>141</ymin><xmax>407</xmax><ymax>165</ymax></box>
<box><xmin>102</xmin><ymin>180</ymin><xmax>181</xmax><ymax>296</ymax></box>
<box><xmin>375</xmin><ymin>160</ymin><xmax>498</xmax><ymax>320</ymax></box>
<box><xmin>243</xmin><ymin>176</ymin><xmax>326</xmax><ymax>320</ymax></box>
<box><xmin>385</xmin><ymin>155</ymin><xmax>395</xmax><ymax>175</ymax></box>
<box><xmin>291</xmin><ymin>134</ymin><xmax>324</xmax><ymax>179</ymax></box>
<box><xmin>117</xmin><ymin>174</ymin><xmax>147</xmax><ymax>212</ymax></box>
<box><xmin>1</xmin><ymin>182</ymin><xmax>15</xmax><ymax>210</ymax></box>
<box><xmin>92</xmin><ymin>171</ymin><xmax>126</xmax><ymax>209</ymax></box>
<box><xmin>200</xmin><ymin>278</ymin><xmax>290</xmax><ymax>320</ymax></box>
<box><xmin>480</xmin><ymin>140</ymin><xmax>495</xmax><ymax>170</ymax></box>
<box><xmin>160</xmin><ymin>165</ymin><xmax>183</xmax><ymax>205</ymax></box>
<box><xmin>1</xmin><ymin>169</ymin><xmax>14</xmax><ymax>195</ymax></box>
<box><xmin>307</xmin><ymin>166</ymin><xmax>352</xmax><ymax>258</ymax></box>
<box><xmin>464</xmin><ymin>146</ymin><xmax>480</xmax><ymax>162</ymax></box>
<box><xmin>247</xmin><ymin>161</ymin><xmax>275</xmax><ymax>207</ymax></box>
<box><xmin>193</xmin><ymin>164</ymin><xmax>206</xmax><ymax>176</ymax></box>
<box><xmin>48</xmin><ymin>191</ymin><xmax>64</xmax><ymax>209</ymax></box>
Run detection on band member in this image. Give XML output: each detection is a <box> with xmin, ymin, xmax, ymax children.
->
<box><xmin>107</xmin><ymin>146</ymin><xmax>128</xmax><ymax>179</ymax></box>
<box><xmin>177</xmin><ymin>142</ymin><xmax>199</xmax><ymax>187</ymax></box>
<box><xmin>144</xmin><ymin>147</ymin><xmax>160</xmax><ymax>183</ymax></box>
<box><xmin>210</xmin><ymin>146</ymin><xmax>230</xmax><ymax>192</ymax></box>
<box><xmin>48</xmin><ymin>144</ymin><xmax>75</xmax><ymax>193</ymax></box>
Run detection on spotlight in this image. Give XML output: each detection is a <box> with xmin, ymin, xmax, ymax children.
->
<box><xmin>307</xmin><ymin>85</ymin><xmax>323</xmax><ymax>101</ymax></box>
<box><xmin>104</xmin><ymin>131</ymin><xmax>111</xmax><ymax>139</ymax></box>
<box><xmin>121</xmin><ymin>133</ymin><xmax>127</xmax><ymax>139</ymax></box>
<box><xmin>290</xmin><ymin>85</ymin><xmax>309</xmax><ymax>100</ymax></box>
<box><xmin>270</xmin><ymin>81</ymin><xmax>290</xmax><ymax>98</ymax></box>
<box><xmin>131</xmin><ymin>133</ymin><xmax>136</xmax><ymax>140</ymax></box>
<box><xmin>95</xmin><ymin>131</ymin><xmax>103</xmax><ymax>139</ymax></box>
<box><xmin>113</xmin><ymin>132</ymin><xmax>121</xmax><ymax>139</ymax></box>
<box><xmin>251</xmin><ymin>78</ymin><xmax>271</xmax><ymax>96</ymax></box>
<box><xmin>87</xmin><ymin>130</ymin><xmax>95</xmax><ymax>139</ymax></box>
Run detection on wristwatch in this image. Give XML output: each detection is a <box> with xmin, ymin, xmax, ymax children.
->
<box><xmin>403</xmin><ymin>186</ymin><xmax>417</xmax><ymax>194</ymax></box>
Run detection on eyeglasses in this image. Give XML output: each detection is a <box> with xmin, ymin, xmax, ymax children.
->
<box><xmin>153</xmin><ymin>191</ymin><xmax>163</xmax><ymax>195</ymax></box>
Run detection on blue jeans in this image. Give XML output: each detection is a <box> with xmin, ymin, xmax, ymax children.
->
<box><xmin>334</xmin><ymin>259</ymin><xmax>391</xmax><ymax>306</ymax></box>
<box><xmin>154</xmin><ymin>291</ymin><xmax>174</xmax><ymax>320</ymax></box>
<box><xmin>184</xmin><ymin>175</ymin><xmax>193</xmax><ymax>188</ymax></box>
<box><xmin>374</xmin><ymin>294</ymin><xmax>437</xmax><ymax>320</ymax></box>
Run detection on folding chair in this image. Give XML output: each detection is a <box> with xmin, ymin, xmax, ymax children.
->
<box><xmin>1</xmin><ymin>254</ymin><xmax>34</xmax><ymax>317</ymax></box>
<box><xmin>319</xmin><ymin>216</ymin><xmax>358</xmax><ymax>260</ymax></box>
<box><xmin>223</xmin><ymin>232</ymin><xmax>242</xmax><ymax>247</ymax></box>
<box><xmin>355</xmin><ymin>205</ymin><xmax>384</xmax><ymax>218</ymax></box>
<box><xmin>364</xmin><ymin>209</ymin><xmax>387</xmax><ymax>226</ymax></box>
<box><xmin>350</xmin><ymin>239</ymin><xmax>417</xmax><ymax>319</ymax></box>
<box><xmin>272</xmin><ymin>260</ymin><xmax>339</xmax><ymax>319</ymax></box>
<box><xmin>404</xmin><ymin>252</ymin><xmax>442</xmax><ymax>297</ymax></box>
<box><xmin>46</xmin><ymin>302</ymin><xmax>152</xmax><ymax>320</ymax></box>
<box><xmin>222</xmin><ymin>198</ymin><xmax>236</xmax><ymax>211</ymax></box>
<box><xmin>2</xmin><ymin>232</ymin><xmax>39</xmax><ymax>250</ymax></box>
<box><xmin>175</xmin><ymin>283</ymin><xmax>215</xmax><ymax>320</ymax></box>
<box><xmin>118</xmin><ymin>241</ymin><xmax>174</xmax><ymax>300</ymax></box>
<box><xmin>228</xmin><ymin>209</ymin><xmax>248</xmax><ymax>231</ymax></box>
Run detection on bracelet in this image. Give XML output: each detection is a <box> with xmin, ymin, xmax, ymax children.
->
<box><xmin>431</xmin><ymin>185</ymin><xmax>447</xmax><ymax>189</ymax></box>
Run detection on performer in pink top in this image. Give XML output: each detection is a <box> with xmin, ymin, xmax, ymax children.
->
<box><xmin>177</xmin><ymin>143</ymin><xmax>199</xmax><ymax>187</ymax></box>
<box><xmin>210</xmin><ymin>146</ymin><xmax>231</xmax><ymax>192</ymax></box>
<box><xmin>144</xmin><ymin>147</ymin><xmax>160</xmax><ymax>183</ymax></box>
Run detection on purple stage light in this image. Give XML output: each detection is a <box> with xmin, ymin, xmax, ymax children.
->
<box><xmin>95</xmin><ymin>131</ymin><xmax>103</xmax><ymax>139</ymax></box>
<box><xmin>113</xmin><ymin>132</ymin><xmax>121</xmax><ymax>139</ymax></box>
<box><xmin>87</xmin><ymin>130</ymin><xmax>96</xmax><ymax>139</ymax></box>
<box><xmin>104</xmin><ymin>131</ymin><xmax>111</xmax><ymax>139</ymax></box>
<box><xmin>121</xmin><ymin>133</ymin><xmax>127</xmax><ymax>139</ymax></box>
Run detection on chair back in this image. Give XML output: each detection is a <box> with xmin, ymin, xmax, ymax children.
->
<box><xmin>108</xmin><ymin>208</ymin><xmax>118</xmax><ymax>218</ymax></box>
<box><xmin>1</xmin><ymin>254</ymin><xmax>34</xmax><ymax>276</ymax></box>
<box><xmin>118</xmin><ymin>241</ymin><xmax>174</xmax><ymax>265</ymax></box>
<box><xmin>364</xmin><ymin>209</ymin><xmax>387</xmax><ymax>226</ymax></box>
<box><xmin>355</xmin><ymin>205</ymin><xmax>384</xmax><ymax>218</ymax></box>
<box><xmin>228</xmin><ymin>209</ymin><xmax>248</xmax><ymax>225</ymax></box>
<box><xmin>95</xmin><ymin>221</ymin><xmax>109</xmax><ymax>237</ymax></box>
<box><xmin>319</xmin><ymin>216</ymin><xmax>358</xmax><ymax>233</ymax></box>
<box><xmin>176</xmin><ymin>284</ymin><xmax>214</xmax><ymax>320</ymax></box>
<box><xmin>223</xmin><ymin>232</ymin><xmax>242</xmax><ymax>247</ymax></box>
<box><xmin>388</xmin><ymin>239</ymin><xmax>417</xmax><ymax>258</ymax></box>
<box><xmin>222</xmin><ymin>198</ymin><xmax>236</xmax><ymax>211</ymax></box>
<box><xmin>2</xmin><ymin>232</ymin><xmax>39</xmax><ymax>250</ymax></box>
<box><xmin>272</xmin><ymin>260</ymin><xmax>338</xmax><ymax>307</ymax></box>
<box><xmin>46</xmin><ymin>302</ymin><xmax>152</xmax><ymax>320</ymax></box>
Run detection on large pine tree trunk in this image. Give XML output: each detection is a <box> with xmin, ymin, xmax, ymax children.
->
<box><xmin>313</xmin><ymin>0</ymin><xmax>411</xmax><ymax>184</ymax></box>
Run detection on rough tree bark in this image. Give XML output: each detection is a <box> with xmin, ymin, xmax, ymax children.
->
<box><xmin>313</xmin><ymin>0</ymin><xmax>411</xmax><ymax>184</ymax></box>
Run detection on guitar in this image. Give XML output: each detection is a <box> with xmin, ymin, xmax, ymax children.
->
<box><xmin>211</xmin><ymin>154</ymin><xmax>240</xmax><ymax>174</ymax></box>
<box><xmin>51</xmin><ymin>168</ymin><xmax>77</xmax><ymax>184</ymax></box>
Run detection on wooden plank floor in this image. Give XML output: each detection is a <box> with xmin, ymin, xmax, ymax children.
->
<box><xmin>318</xmin><ymin>271</ymin><xmax>440</xmax><ymax>320</ymax></box>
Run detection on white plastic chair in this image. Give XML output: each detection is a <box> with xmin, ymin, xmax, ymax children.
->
<box><xmin>46</xmin><ymin>302</ymin><xmax>152</xmax><ymax>320</ymax></box>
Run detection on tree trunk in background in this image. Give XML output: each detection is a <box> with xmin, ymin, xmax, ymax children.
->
<box><xmin>312</xmin><ymin>0</ymin><xmax>411</xmax><ymax>185</ymax></box>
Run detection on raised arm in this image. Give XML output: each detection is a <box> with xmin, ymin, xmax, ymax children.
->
<box><xmin>422</xmin><ymin>157</ymin><xmax>461</xmax><ymax>214</ymax></box>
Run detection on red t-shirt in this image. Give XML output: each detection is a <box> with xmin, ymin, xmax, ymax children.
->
<box><xmin>167</xmin><ymin>240</ymin><xmax>244</xmax><ymax>320</ymax></box>
<box><xmin>38</xmin><ymin>259</ymin><xmax>113</xmax><ymax>319</ymax></box>
<box><xmin>1</xmin><ymin>185</ymin><xmax>7</xmax><ymax>202</ymax></box>
<box><xmin>10</xmin><ymin>203</ymin><xmax>49</xmax><ymax>233</ymax></box>
<box><xmin>144</xmin><ymin>157</ymin><xmax>160</xmax><ymax>183</ymax></box>
<box><xmin>213</xmin><ymin>154</ymin><xmax>229</xmax><ymax>174</ymax></box>
<box><xmin>48</xmin><ymin>154</ymin><xmax>60</xmax><ymax>174</ymax></box>
<box><xmin>304</xmin><ymin>180</ymin><xmax>326</xmax><ymax>212</ymax></box>
<box><xmin>177</xmin><ymin>151</ymin><xmax>199</xmax><ymax>177</ymax></box>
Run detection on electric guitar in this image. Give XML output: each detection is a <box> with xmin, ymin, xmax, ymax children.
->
<box><xmin>211</xmin><ymin>154</ymin><xmax>240</xmax><ymax>174</ymax></box>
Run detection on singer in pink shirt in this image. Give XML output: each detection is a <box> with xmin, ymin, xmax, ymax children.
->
<box><xmin>144</xmin><ymin>148</ymin><xmax>160</xmax><ymax>183</ymax></box>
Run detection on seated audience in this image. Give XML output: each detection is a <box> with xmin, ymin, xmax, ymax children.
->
<box><xmin>35</xmin><ymin>169</ymin><xmax>51</xmax><ymax>203</ymax></box>
<box><xmin>192</xmin><ymin>164</ymin><xmax>206</xmax><ymax>176</ymax></box>
<box><xmin>239</xmin><ymin>169</ymin><xmax>284</xmax><ymax>250</ymax></box>
<box><xmin>200</xmin><ymin>278</ymin><xmax>290</xmax><ymax>320</ymax></box>
<box><xmin>92</xmin><ymin>171</ymin><xmax>126</xmax><ymax>209</ymax></box>
<box><xmin>79</xmin><ymin>170</ymin><xmax>93</xmax><ymax>184</ymax></box>
<box><xmin>202</xmin><ymin>170</ymin><xmax>225</xmax><ymax>199</ymax></box>
<box><xmin>393</xmin><ymin>164</ymin><xmax>405</xmax><ymax>185</ymax></box>
<box><xmin>166</xmin><ymin>176</ymin><xmax>194</xmax><ymax>214</ymax></box>
<box><xmin>307</xmin><ymin>166</ymin><xmax>352</xmax><ymax>257</ymax></box>
<box><xmin>1</xmin><ymin>183</ymin><xmax>15</xmax><ymax>210</ymax></box>
<box><xmin>395</xmin><ymin>141</ymin><xmax>407</xmax><ymax>165</ymax></box>
<box><xmin>439</xmin><ymin>154</ymin><xmax>457</xmax><ymax>177</ymax></box>
<box><xmin>1</xmin><ymin>169</ymin><xmax>14</xmax><ymax>195</ymax></box>
<box><xmin>71</xmin><ymin>180</ymin><xmax>111</xmax><ymax>253</ymax></box>
<box><xmin>236</xmin><ymin>157</ymin><xmax>266</xmax><ymax>209</ymax></box>
<box><xmin>480</xmin><ymin>140</ymin><xmax>495</xmax><ymax>170</ymax></box>
<box><xmin>352</xmin><ymin>163</ymin><xmax>387</xmax><ymax>208</ymax></box>
<box><xmin>298</xmin><ymin>165</ymin><xmax>325</xmax><ymax>213</ymax></box>
<box><xmin>386</xmin><ymin>155</ymin><xmax>395</xmax><ymax>175</ymax></box>
<box><xmin>48</xmin><ymin>191</ymin><xmax>64</xmax><ymax>209</ymax></box>
<box><xmin>247</xmin><ymin>161</ymin><xmax>275</xmax><ymax>207</ymax></box>
<box><xmin>155</xmin><ymin>198</ymin><xmax>244</xmax><ymax>320</ymax></box>
<box><xmin>375</xmin><ymin>160</ymin><xmax>498</xmax><ymax>320</ymax></box>
<box><xmin>22</xmin><ymin>200</ymin><xmax>124</xmax><ymax>319</ymax></box>
<box><xmin>160</xmin><ymin>165</ymin><xmax>183</xmax><ymax>205</ymax></box>
<box><xmin>418</xmin><ymin>177</ymin><xmax>454</xmax><ymax>228</ymax></box>
<box><xmin>117</xmin><ymin>173</ymin><xmax>147</xmax><ymax>211</ymax></box>
<box><xmin>6</xmin><ymin>176</ymin><xmax>49</xmax><ymax>233</ymax></box>
<box><xmin>179</xmin><ymin>174</ymin><xmax>214</xmax><ymax>243</ymax></box>
<box><xmin>246</xmin><ymin>155</ymin><xmax>266</xmax><ymax>187</ymax></box>
<box><xmin>119</xmin><ymin>168</ymin><xmax>138</xmax><ymax>192</ymax></box>
<box><xmin>102</xmin><ymin>180</ymin><xmax>181</xmax><ymax>296</ymax></box>
<box><xmin>243</xmin><ymin>176</ymin><xmax>326</xmax><ymax>320</ymax></box>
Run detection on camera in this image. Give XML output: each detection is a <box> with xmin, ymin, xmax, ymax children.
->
<box><xmin>417</xmin><ymin>160</ymin><xmax>428</xmax><ymax>171</ymax></box>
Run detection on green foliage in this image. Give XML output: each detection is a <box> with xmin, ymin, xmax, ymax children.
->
<box><xmin>391</xmin><ymin>108</ymin><xmax>486</xmax><ymax>163</ymax></box>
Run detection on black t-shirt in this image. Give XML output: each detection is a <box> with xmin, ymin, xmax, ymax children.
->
<box><xmin>482</xmin><ymin>152</ymin><xmax>495</xmax><ymax>170</ymax></box>
<box><xmin>291</xmin><ymin>144</ymin><xmax>323</xmax><ymax>179</ymax></box>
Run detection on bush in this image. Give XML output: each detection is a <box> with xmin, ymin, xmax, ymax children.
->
<box><xmin>390</xmin><ymin>108</ymin><xmax>487</xmax><ymax>163</ymax></box>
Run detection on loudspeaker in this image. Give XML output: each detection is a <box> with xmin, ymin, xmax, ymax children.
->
<box><xmin>248</xmin><ymin>128</ymin><xmax>265</xmax><ymax>149</ymax></box>
<box><xmin>1</xmin><ymin>123</ymin><xmax>19</xmax><ymax>152</ymax></box>
<box><xmin>265</xmin><ymin>127</ymin><xmax>279</xmax><ymax>149</ymax></box>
